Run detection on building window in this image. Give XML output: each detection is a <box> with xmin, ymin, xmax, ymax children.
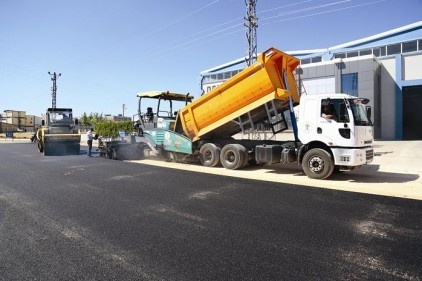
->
<box><xmin>334</xmin><ymin>53</ymin><xmax>346</xmax><ymax>59</ymax></box>
<box><xmin>381</xmin><ymin>46</ymin><xmax>387</xmax><ymax>56</ymax></box>
<box><xmin>387</xmin><ymin>43</ymin><xmax>401</xmax><ymax>55</ymax></box>
<box><xmin>347</xmin><ymin>51</ymin><xmax>358</xmax><ymax>58</ymax></box>
<box><xmin>341</xmin><ymin>73</ymin><xmax>358</xmax><ymax>97</ymax></box>
<box><xmin>373</xmin><ymin>46</ymin><xmax>386</xmax><ymax>57</ymax></box>
<box><xmin>419</xmin><ymin>40</ymin><xmax>422</xmax><ymax>51</ymax></box>
<box><xmin>359</xmin><ymin>49</ymin><xmax>372</xmax><ymax>56</ymax></box>
<box><xmin>301</xmin><ymin>58</ymin><xmax>311</xmax><ymax>65</ymax></box>
<box><xmin>372</xmin><ymin>46</ymin><xmax>385</xmax><ymax>57</ymax></box>
<box><xmin>311</xmin><ymin>56</ymin><xmax>322</xmax><ymax>63</ymax></box>
<box><xmin>402</xmin><ymin>41</ymin><xmax>417</xmax><ymax>53</ymax></box>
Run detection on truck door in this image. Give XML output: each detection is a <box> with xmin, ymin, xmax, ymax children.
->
<box><xmin>318</xmin><ymin>98</ymin><xmax>352</xmax><ymax>146</ymax></box>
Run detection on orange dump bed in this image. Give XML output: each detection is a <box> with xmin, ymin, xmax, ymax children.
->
<box><xmin>176</xmin><ymin>48</ymin><xmax>300</xmax><ymax>141</ymax></box>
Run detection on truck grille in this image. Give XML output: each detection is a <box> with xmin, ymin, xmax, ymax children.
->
<box><xmin>366</xmin><ymin>149</ymin><xmax>374</xmax><ymax>162</ymax></box>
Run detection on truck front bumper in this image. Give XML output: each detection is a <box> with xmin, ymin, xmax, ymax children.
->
<box><xmin>332</xmin><ymin>147</ymin><xmax>374</xmax><ymax>167</ymax></box>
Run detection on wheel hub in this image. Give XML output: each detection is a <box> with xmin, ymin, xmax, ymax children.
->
<box><xmin>226</xmin><ymin>152</ymin><xmax>235</xmax><ymax>163</ymax></box>
<box><xmin>309</xmin><ymin>156</ymin><xmax>324</xmax><ymax>172</ymax></box>
<box><xmin>204</xmin><ymin>150</ymin><xmax>212</xmax><ymax>161</ymax></box>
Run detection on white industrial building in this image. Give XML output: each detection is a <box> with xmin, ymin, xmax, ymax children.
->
<box><xmin>200</xmin><ymin>21</ymin><xmax>422</xmax><ymax>140</ymax></box>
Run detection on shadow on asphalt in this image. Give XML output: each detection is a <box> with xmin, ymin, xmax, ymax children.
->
<box><xmin>19</xmin><ymin>141</ymin><xmax>416</xmax><ymax>185</ymax></box>
<box><xmin>244</xmin><ymin>163</ymin><xmax>419</xmax><ymax>184</ymax></box>
<box><xmin>17</xmin><ymin>142</ymin><xmax>420</xmax><ymax>185</ymax></box>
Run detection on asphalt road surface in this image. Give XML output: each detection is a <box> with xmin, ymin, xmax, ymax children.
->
<box><xmin>0</xmin><ymin>142</ymin><xmax>421</xmax><ymax>281</ymax></box>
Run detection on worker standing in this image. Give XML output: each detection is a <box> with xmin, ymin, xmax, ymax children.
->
<box><xmin>87</xmin><ymin>128</ymin><xmax>94</xmax><ymax>157</ymax></box>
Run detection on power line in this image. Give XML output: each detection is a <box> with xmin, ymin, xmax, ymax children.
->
<box><xmin>126</xmin><ymin>0</ymin><xmax>386</xmax><ymax>66</ymax></box>
<box><xmin>137</xmin><ymin>0</ymin><xmax>221</xmax><ymax>40</ymax></box>
<box><xmin>259</xmin><ymin>0</ymin><xmax>352</xmax><ymax>22</ymax></box>
<box><xmin>1</xmin><ymin>0</ymin><xmax>387</xmax><ymax>109</ymax></box>
<box><xmin>150</xmin><ymin>1</ymin><xmax>312</xmax><ymax>51</ymax></box>
<box><xmin>258</xmin><ymin>0</ymin><xmax>312</xmax><ymax>14</ymax></box>
<box><xmin>156</xmin><ymin>0</ymin><xmax>385</xmax><ymax>57</ymax></box>
<box><xmin>68</xmin><ymin>0</ymin><xmax>221</xmax><ymax>70</ymax></box>
<box><xmin>261</xmin><ymin>0</ymin><xmax>386</xmax><ymax>25</ymax></box>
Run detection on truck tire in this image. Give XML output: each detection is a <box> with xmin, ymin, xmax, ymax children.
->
<box><xmin>199</xmin><ymin>143</ymin><xmax>221</xmax><ymax>167</ymax></box>
<box><xmin>302</xmin><ymin>148</ymin><xmax>334</xmax><ymax>179</ymax></box>
<box><xmin>236</xmin><ymin>144</ymin><xmax>249</xmax><ymax>168</ymax></box>
<box><xmin>220</xmin><ymin>144</ymin><xmax>245</xmax><ymax>170</ymax></box>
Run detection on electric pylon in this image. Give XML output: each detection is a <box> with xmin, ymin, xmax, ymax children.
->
<box><xmin>245</xmin><ymin>0</ymin><xmax>258</xmax><ymax>66</ymax></box>
<box><xmin>48</xmin><ymin>71</ymin><xmax>61</xmax><ymax>109</ymax></box>
<box><xmin>122</xmin><ymin>104</ymin><xmax>127</xmax><ymax>117</ymax></box>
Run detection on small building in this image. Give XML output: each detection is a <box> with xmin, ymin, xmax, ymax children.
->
<box><xmin>104</xmin><ymin>114</ymin><xmax>131</xmax><ymax>122</ymax></box>
<box><xmin>1</xmin><ymin>110</ymin><xmax>42</xmax><ymax>132</ymax></box>
<box><xmin>200</xmin><ymin>21</ymin><xmax>422</xmax><ymax>140</ymax></box>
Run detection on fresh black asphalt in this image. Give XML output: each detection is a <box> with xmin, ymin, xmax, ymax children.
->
<box><xmin>0</xmin><ymin>142</ymin><xmax>421</xmax><ymax>280</ymax></box>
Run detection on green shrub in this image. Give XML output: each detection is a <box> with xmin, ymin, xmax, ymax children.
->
<box><xmin>95</xmin><ymin>121</ymin><xmax>133</xmax><ymax>138</ymax></box>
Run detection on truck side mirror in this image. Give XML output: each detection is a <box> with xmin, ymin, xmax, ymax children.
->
<box><xmin>74</xmin><ymin>118</ymin><xmax>79</xmax><ymax>125</ymax></box>
<box><xmin>42</xmin><ymin>120</ymin><xmax>45</xmax><ymax>126</ymax></box>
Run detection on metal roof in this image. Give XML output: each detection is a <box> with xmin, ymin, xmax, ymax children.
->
<box><xmin>136</xmin><ymin>91</ymin><xmax>194</xmax><ymax>102</ymax></box>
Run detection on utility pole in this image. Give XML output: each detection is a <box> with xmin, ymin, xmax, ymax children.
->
<box><xmin>122</xmin><ymin>104</ymin><xmax>127</xmax><ymax>117</ymax></box>
<box><xmin>48</xmin><ymin>71</ymin><xmax>61</xmax><ymax>109</ymax></box>
<box><xmin>245</xmin><ymin>0</ymin><xmax>258</xmax><ymax>66</ymax></box>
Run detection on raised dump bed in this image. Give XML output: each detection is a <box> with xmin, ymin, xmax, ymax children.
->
<box><xmin>175</xmin><ymin>47</ymin><xmax>300</xmax><ymax>141</ymax></box>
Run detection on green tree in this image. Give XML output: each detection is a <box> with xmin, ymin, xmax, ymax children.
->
<box><xmin>80</xmin><ymin>112</ymin><xmax>105</xmax><ymax>128</ymax></box>
<box><xmin>81</xmin><ymin>112</ymin><xmax>91</xmax><ymax>127</ymax></box>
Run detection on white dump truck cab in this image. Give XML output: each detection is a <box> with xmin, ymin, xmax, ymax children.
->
<box><xmin>297</xmin><ymin>94</ymin><xmax>374</xmax><ymax>179</ymax></box>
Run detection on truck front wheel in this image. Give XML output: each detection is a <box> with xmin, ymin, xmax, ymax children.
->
<box><xmin>302</xmin><ymin>148</ymin><xmax>334</xmax><ymax>179</ymax></box>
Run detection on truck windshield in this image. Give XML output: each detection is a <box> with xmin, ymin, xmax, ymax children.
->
<box><xmin>348</xmin><ymin>99</ymin><xmax>371</xmax><ymax>126</ymax></box>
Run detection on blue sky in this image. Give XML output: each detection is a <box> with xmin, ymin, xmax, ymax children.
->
<box><xmin>1</xmin><ymin>0</ymin><xmax>421</xmax><ymax>118</ymax></box>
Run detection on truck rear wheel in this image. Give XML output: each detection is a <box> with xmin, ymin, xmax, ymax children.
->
<box><xmin>220</xmin><ymin>144</ymin><xmax>246</xmax><ymax>170</ymax></box>
<box><xmin>302</xmin><ymin>148</ymin><xmax>334</xmax><ymax>179</ymax></box>
<box><xmin>199</xmin><ymin>143</ymin><xmax>221</xmax><ymax>167</ymax></box>
<box><xmin>237</xmin><ymin>144</ymin><xmax>249</xmax><ymax>168</ymax></box>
